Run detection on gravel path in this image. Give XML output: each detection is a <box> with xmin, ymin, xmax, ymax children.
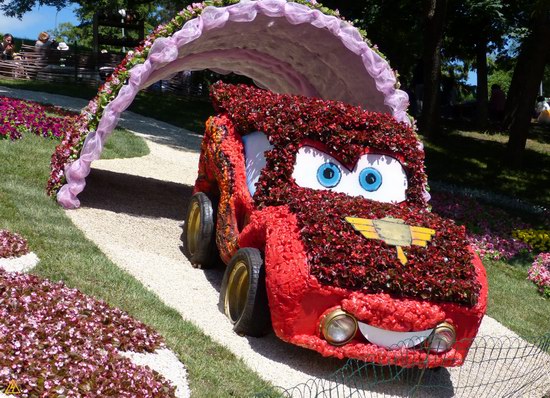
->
<box><xmin>2</xmin><ymin>87</ymin><xmax>548</xmax><ymax>397</ymax></box>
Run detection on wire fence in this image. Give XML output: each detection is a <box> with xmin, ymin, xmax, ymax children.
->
<box><xmin>255</xmin><ymin>334</ymin><xmax>550</xmax><ymax>398</ymax></box>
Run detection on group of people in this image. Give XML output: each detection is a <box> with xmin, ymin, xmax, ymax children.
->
<box><xmin>35</xmin><ymin>31</ymin><xmax>69</xmax><ymax>51</ymax></box>
<box><xmin>0</xmin><ymin>31</ymin><xmax>69</xmax><ymax>61</ymax></box>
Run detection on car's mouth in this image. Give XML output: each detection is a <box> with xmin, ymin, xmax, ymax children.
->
<box><xmin>357</xmin><ymin>322</ymin><xmax>433</xmax><ymax>349</ymax></box>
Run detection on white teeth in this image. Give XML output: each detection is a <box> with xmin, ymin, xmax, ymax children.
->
<box><xmin>358</xmin><ymin>322</ymin><xmax>433</xmax><ymax>350</ymax></box>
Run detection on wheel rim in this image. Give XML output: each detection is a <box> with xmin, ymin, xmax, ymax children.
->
<box><xmin>224</xmin><ymin>261</ymin><xmax>249</xmax><ymax>324</ymax></box>
<box><xmin>186</xmin><ymin>201</ymin><xmax>201</xmax><ymax>255</ymax></box>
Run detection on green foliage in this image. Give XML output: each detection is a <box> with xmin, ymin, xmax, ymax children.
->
<box><xmin>488</xmin><ymin>68</ymin><xmax>512</xmax><ymax>93</ymax></box>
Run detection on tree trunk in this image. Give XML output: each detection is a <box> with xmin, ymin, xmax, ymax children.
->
<box><xmin>420</xmin><ymin>0</ymin><xmax>448</xmax><ymax>139</ymax></box>
<box><xmin>504</xmin><ymin>7</ymin><xmax>550</xmax><ymax>166</ymax></box>
<box><xmin>475</xmin><ymin>37</ymin><xmax>489</xmax><ymax>129</ymax></box>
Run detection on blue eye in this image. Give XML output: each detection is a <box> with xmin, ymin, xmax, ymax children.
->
<box><xmin>359</xmin><ymin>167</ymin><xmax>382</xmax><ymax>191</ymax></box>
<box><xmin>316</xmin><ymin>162</ymin><xmax>341</xmax><ymax>188</ymax></box>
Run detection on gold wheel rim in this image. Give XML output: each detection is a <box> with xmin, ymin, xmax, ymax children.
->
<box><xmin>224</xmin><ymin>261</ymin><xmax>249</xmax><ymax>323</ymax></box>
<box><xmin>186</xmin><ymin>201</ymin><xmax>201</xmax><ymax>255</ymax></box>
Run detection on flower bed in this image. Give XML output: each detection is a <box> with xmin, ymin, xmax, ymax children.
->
<box><xmin>0</xmin><ymin>96</ymin><xmax>76</xmax><ymax>141</ymax></box>
<box><xmin>0</xmin><ymin>270</ymin><xmax>176</xmax><ymax>396</ymax></box>
<box><xmin>513</xmin><ymin>229</ymin><xmax>550</xmax><ymax>253</ymax></box>
<box><xmin>528</xmin><ymin>253</ymin><xmax>550</xmax><ymax>298</ymax></box>
<box><xmin>430</xmin><ymin>191</ymin><xmax>532</xmax><ymax>260</ymax></box>
<box><xmin>0</xmin><ymin>230</ymin><xmax>29</xmax><ymax>258</ymax></box>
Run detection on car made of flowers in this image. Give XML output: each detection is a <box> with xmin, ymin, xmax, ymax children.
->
<box><xmin>183</xmin><ymin>82</ymin><xmax>488</xmax><ymax>368</ymax></box>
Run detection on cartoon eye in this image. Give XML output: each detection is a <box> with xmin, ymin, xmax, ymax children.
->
<box><xmin>292</xmin><ymin>146</ymin><xmax>407</xmax><ymax>203</ymax></box>
<box><xmin>317</xmin><ymin>163</ymin><xmax>342</xmax><ymax>188</ymax></box>
<box><xmin>359</xmin><ymin>167</ymin><xmax>382</xmax><ymax>192</ymax></box>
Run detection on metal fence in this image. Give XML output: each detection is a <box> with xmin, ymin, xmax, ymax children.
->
<box><xmin>255</xmin><ymin>334</ymin><xmax>550</xmax><ymax>398</ymax></box>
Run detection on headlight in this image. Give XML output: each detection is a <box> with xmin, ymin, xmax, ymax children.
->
<box><xmin>428</xmin><ymin>322</ymin><xmax>456</xmax><ymax>353</ymax></box>
<box><xmin>320</xmin><ymin>309</ymin><xmax>357</xmax><ymax>345</ymax></box>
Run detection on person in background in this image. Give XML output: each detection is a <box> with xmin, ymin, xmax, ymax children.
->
<box><xmin>535</xmin><ymin>96</ymin><xmax>549</xmax><ymax>116</ymax></box>
<box><xmin>535</xmin><ymin>96</ymin><xmax>550</xmax><ymax>125</ymax></box>
<box><xmin>35</xmin><ymin>31</ymin><xmax>56</xmax><ymax>49</ymax></box>
<box><xmin>488</xmin><ymin>84</ymin><xmax>506</xmax><ymax>122</ymax></box>
<box><xmin>0</xmin><ymin>33</ymin><xmax>15</xmax><ymax>60</ymax></box>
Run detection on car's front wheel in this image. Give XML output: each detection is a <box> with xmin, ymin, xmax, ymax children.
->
<box><xmin>220</xmin><ymin>248</ymin><xmax>271</xmax><ymax>337</ymax></box>
<box><xmin>182</xmin><ymin>192</ymin><xmax>217</xmax><ymax>269</ymax></box>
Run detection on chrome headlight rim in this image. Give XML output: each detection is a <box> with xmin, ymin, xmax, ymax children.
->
<box><xmin>320</xmin><ymin>309</ymin><xmax>358</xmax><ymax>346</ymax></box>
<box><xmin>428</xmin><ymin>322</ymin><xmax>456</xmax><ymax>353</ymax></box>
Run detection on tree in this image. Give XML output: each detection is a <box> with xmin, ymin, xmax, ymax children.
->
<box><xmin>419</xmin><ymin>0</ymin><xmax>448</xmax><ymax>138</ymax></box>
<box><xmin>504</xmin><ymin>2</ymin><xmax>550</xmax><ymax>165</ymax></box>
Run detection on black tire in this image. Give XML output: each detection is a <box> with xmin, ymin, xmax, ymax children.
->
<box><xmin>220</xmin><ymin>248</ymin><xmax>271</xmax><ymax>337</ymax></box>
<box><xmin>182</xmin><ymin>192</ymin><xmax>217</xmax><ymax>269</ymax></box>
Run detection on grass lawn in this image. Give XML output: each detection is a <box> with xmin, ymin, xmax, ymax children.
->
<box><xmin>1</xmin><ymin>132</ymin><xmax>277</xmax><ymax>397</ymax></box>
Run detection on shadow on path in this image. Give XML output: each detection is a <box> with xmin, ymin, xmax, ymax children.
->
<box><xmin>79</xmin><ymin>168</ymin><xmax>193</xmax><ymax>220</ymax></box>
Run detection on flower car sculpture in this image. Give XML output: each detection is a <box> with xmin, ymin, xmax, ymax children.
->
<box><xmin>183</xmin><ymin>82</ymin><xmax>488</xmax><ymax>368</ymax></box>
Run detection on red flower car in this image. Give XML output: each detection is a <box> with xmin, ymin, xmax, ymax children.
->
<box><xmin>183</xmin><ymin>82</ymin><xmax>488</xmax><ymax>368</ymax></box>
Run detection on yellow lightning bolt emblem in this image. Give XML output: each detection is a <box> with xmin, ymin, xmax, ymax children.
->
<box><xmin>345</xmin><ymin>216</ymin><xmax>436</xmax><ymax>265</ymax></box>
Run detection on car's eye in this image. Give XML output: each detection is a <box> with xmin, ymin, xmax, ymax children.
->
<box><xmin>359</xmin><ymin>167</ymin><xmax>382</xmax><ymax>192</ymax></box>
<box><xmin>317</xmin><ymin>163</ymin><xmax>342</xmax><ymax>188</ymax></box>
<box><xmin>292</xmin><ymin>146</ymin><xmax>407</xmax><ymax>203</ymax></box>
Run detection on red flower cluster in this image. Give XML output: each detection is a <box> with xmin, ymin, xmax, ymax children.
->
<box><xmin>211</xmin><ymin>83</ymin><xmax>480</xmax><ymax>305</ymax></box>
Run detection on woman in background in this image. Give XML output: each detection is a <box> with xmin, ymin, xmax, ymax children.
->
<box><xmin>0</xmin><ymin>33</ymin><xmax>15</xmax><ymax>60</ymax></box>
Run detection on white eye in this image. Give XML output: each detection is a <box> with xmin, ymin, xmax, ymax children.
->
<box><xmin>292</xmin><ymin>146</ymin><xmax>407</xmax><ymax>203</ymax></box>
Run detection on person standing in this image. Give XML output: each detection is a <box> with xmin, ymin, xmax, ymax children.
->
<box><xmin>0</xmin><ymin>33</ymin><xmax>15</xmax><ymax>60</ymax></box>
<box><xmin>489</xmin><ymin>84</ymin><xmax>506</xmax><ymax>122</ymax></box>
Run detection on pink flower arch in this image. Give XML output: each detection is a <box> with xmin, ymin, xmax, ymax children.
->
<box><xmin>52</xmin><ymin>0</ymin><xmax>414</xmax><ymax>209</ymax></box>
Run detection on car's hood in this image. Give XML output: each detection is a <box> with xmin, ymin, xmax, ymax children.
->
<box><xmin>283</xmin><ymin>188</ymin><xmax>481</xmax><ymax>306</ymax></box>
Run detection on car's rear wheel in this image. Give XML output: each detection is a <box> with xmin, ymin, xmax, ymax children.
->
<box><xmin>182</xmin><ymin>192</ymin><xmax>217</xmax><ymax>269</ymax></box>
<box><xmin>220</xmin><ymin>248</ymin><xmax>271</xmax><ymax>337</ymax></box>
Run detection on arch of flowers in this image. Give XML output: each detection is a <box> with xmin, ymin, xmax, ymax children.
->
<box><xmin>47</xmin><ymin>0</ymin><xmax>413</xmax><ymax>209</ymax></box>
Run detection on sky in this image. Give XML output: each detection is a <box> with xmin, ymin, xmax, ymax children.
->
<box><xmin>0</xmin><ymin>4</ymin><xmax>79</xmax><ymax>41</ymax></box>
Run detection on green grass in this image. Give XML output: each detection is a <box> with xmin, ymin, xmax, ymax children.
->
<box><xmin>485</xmin><ymin>256</ymin><xmax>550</xmax><ymax>339</ymax></box>
<box><xmin>0</xmin><ymin>133</ymin><xmax>277</xmax><ymax>397</ymax></box>
<box><xmin>101</xmin><ymin>127</ymin><xmax>150</xmax><ymax>159</ymax></box>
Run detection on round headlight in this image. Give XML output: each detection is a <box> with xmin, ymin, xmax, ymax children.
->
<box><xmin>320</xmin><ymin>309</ymin><xmax>357</xmax><ymax>346</ymax></box>
<box><xmin>429</xmin><ymin>322</ymin><xmax>456</xmax><ymax>353</ymax></box>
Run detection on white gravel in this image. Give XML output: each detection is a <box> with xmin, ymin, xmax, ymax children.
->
<box><xmin>2</xmin><ymin>87</ymin><xmax>549</xmax><ymax>397</ymax></box>
<box><xmin>0</xmin><ymin>252</ymin><xmax>39</xmax><ymax>273</ymax></box>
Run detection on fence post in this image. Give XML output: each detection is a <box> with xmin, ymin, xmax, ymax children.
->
<box><xmin>73</xmin><ymin>42</ymin><xmax>78</xmax><ymax>82</ymax></box>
